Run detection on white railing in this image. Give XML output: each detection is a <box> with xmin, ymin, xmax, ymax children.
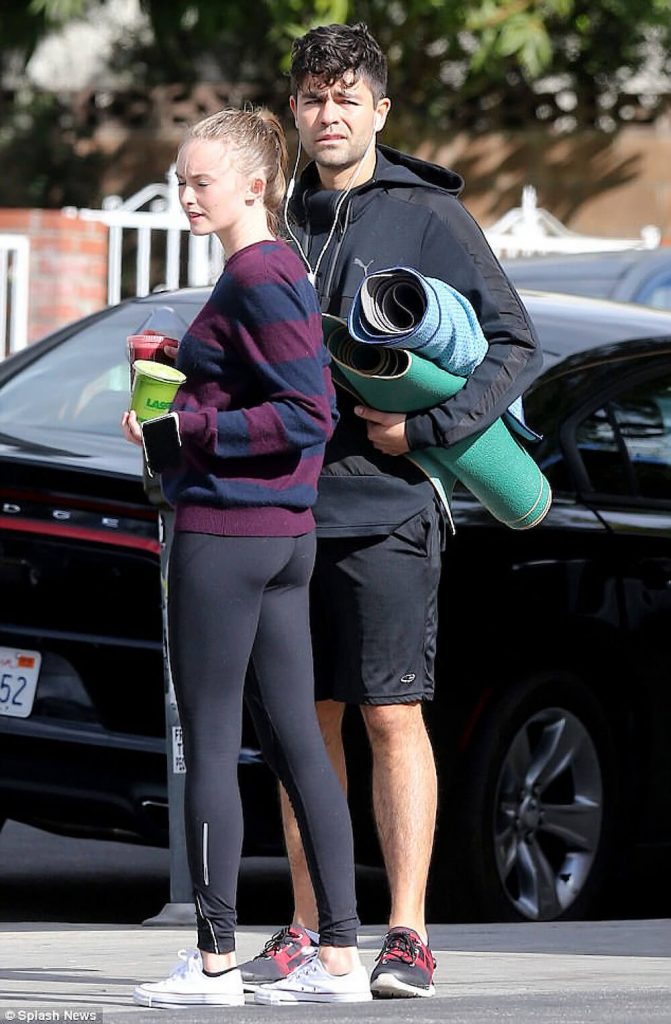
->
<box><xmin>0</xmin><ymin>234</ymin><xmax>30</xmax><ymax>358</ymax></box>
<box><xmin>75</xmin><ymin>165</ymin><xmax>224</xmax><ymax>305</ymax></box>
<box><xmin>485</xmin><ymin>186</ymin><xmax>661</xmax><ymax>258</ymax></box>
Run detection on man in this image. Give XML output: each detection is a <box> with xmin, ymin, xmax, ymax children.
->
<box><xmin>241</xmin><ymin>22</ymin><xmax>541</xmax><ymax>999</ymax></box>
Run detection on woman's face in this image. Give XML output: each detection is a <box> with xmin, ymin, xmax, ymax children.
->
<box><xmin>176</xmin><ymin>138</ymin><xmax>250</xmax><ymax>240</ymax></box>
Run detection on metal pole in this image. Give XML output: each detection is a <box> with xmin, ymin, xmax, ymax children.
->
<box><xmin>10</xmin><ymin>237</ymin><xmax>30</xmax><ymax>354</ymax></box>
<box><xmin>142</xmin><ymin>487</ymin><xmax>195</xmax><ymax>927</ymax></box>
<box><xmin>136</xmin><ymin>226</ymin><xmax>152</xmax><ymax>297</ymax></box>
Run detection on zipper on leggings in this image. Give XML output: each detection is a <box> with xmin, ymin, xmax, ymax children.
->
<box><xmin>202</xmin><ymin>822</ymin><xmax>210</xmax><ymax>886</ymax></box>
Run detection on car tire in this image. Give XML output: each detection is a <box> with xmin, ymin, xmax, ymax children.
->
<box><xmin>434</xmin><ymin>671</ymin><xmax>618</xmax><ymax>922</ymax></box>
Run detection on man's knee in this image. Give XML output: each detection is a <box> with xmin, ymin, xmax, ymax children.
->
<box><xmin>361</xmin><ymin>701</ymin><xmax>428</xmax><ymax>749</ymax></box>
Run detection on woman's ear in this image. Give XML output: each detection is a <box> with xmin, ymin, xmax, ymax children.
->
<box><xmin>246</xmin><ymin>176</ymin><xmax>266</xmax><ymax>205</ymax></box>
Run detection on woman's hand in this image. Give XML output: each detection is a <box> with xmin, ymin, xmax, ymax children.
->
<box><xmin>162</xmin><ymin>342</ymin><xmax>179</xmax><ymax>360</ymax></box>
<box><xmin>121</xmin><ymin>410</ymin><xmax>143</xmax><ymax>447</ymax></box>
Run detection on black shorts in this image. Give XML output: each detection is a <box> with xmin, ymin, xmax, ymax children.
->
<box><xmin>311</xmin><ymin>504</ymin><xmax>444</xmax><ymax>705</ymax></box>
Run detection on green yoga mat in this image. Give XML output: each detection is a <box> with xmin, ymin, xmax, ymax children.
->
<box><xmin>323</xmin><ymin>316</ymin><xmax>552</xmax><ymax>531</ymax></box>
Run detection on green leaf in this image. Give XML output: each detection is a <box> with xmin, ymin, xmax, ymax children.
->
<box><xmin>28</xmin><ymin>0</ymin><xmax>89</xmax><ymax>22</ymax></box>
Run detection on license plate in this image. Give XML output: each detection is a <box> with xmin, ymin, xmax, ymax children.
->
<box><xmin>0</xmin><ymin>647</ymin><xmax>42</xmax><ymax>719</ymax></box>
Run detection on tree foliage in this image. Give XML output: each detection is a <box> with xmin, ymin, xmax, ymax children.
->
<box><xmin>3</xmin><ymin>0</ymin><xmax>671</xmax><ymax>133</ymax></box>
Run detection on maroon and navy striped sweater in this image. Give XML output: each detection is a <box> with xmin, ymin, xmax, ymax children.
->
<box><xmin>163</xmin><ymin>240</ymin><xmax>337</xmax><ymax>536</ymax></box>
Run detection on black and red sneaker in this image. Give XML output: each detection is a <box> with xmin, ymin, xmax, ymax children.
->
<box><xmin>239</xmin><ymin>926</ymin><xmax>317</xmax><ymax>992</ymax></box>
<box><xmin>369</xmin><ymin>927</ymin><xmax>436</xmax><ymax>998</ymax></box>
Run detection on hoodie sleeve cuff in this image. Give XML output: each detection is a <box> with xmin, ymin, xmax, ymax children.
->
<box><xmin>405</xmin><ymin>410</ymin><xmax>439</xmax><ymax>450</ymax></box>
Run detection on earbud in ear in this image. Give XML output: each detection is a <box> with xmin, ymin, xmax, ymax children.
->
<box><xmin>374</xmin><ymin>115</ymin><xmax>383</xmax><ymax>132</ymax></box>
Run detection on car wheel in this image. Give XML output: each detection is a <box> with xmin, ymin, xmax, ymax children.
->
<box><xmin>436</xmin><ymin>672</ymin><xmax>618</xmax><ymax>922</ymax></box>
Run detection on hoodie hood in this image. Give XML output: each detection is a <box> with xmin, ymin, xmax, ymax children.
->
<box><xmin>374</xmin><ymin>145</ymin><xmax>464</xmax><ymax>195</ymax></box>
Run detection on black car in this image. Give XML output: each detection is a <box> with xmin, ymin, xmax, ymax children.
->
<box><xmin>1</xmin><ymin>289</ymin><xmax>671</xmax><ymax>924</ymax></box>
<box><xmin>502</xmin><ymin>248</ymin><xmax>671</xmax><ymax>310</ymax></box>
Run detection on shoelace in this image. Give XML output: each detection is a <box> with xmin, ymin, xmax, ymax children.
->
<box><xmin>376</xmin><ymin>931</ymin><xmax>420</xmax><ymax>966</ymax></box>
<box><xmin>169</xmin><ymin>949</ymin><xmax>201</xmax><ymax>979</ymax></box>
<box><xmin>256</xmin><ymin>926</ymin><xmax>302</xmax><ymax>960</ymax></box>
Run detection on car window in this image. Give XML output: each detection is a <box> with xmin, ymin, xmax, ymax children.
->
<box><xmin>637</xmin><ymin>272</ymin><xmax>671</xmax><ymax>312</ymax></box>
<box><xmin>0</xmin><ymin>301</ymin><xmax>202</xmax><ymax>437</ymax></box>
<box><xmin>504</xmin><ymin>264</ymin><xmax>616</xmax><ymax>300</ymax></box>
<box><xmin>530</xmin><ymin>277</ymin><xmax>612</xmax><ymax>300</ymax></box>
<box><xmin>576</xmin><ymin>374</ymin><xmax>671</xmax><ymax>500</ymax></box>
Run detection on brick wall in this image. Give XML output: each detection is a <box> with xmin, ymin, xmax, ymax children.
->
<box><xmin>0</xmin><ymin>209</ymin><xmax>107</xmax><ymax>344</ymax></box>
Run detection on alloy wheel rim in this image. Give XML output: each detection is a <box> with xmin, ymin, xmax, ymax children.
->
<box><xmin>493</xmin><ymin>707</ymin><xmax>603</xmax><ymax>920</ymax></box>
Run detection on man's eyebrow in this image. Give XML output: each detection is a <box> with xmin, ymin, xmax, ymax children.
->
<box><xmin>301</xmin><ymin>80</ymin><xmax>360</xmax><ymax>99</ymax></box>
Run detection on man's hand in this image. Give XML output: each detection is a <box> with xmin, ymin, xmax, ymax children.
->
<box><xmin>121</xmin><ymin>409</ymin><xmax>143</xmax><ymax>447</ymax></box>
<box><xmin>354</xmin><ymin>406</ymin><xmax>409</xmax><ymax>455</ymax></box>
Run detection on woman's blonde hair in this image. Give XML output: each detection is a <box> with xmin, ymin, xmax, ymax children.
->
<box><xmin>184</xmin><ymin>106</ymin><xmax>288</xmax><ymax>237</ymax></box>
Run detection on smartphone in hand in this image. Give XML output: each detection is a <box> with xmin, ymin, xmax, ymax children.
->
<box><xmin>141</xmin><ymin>413</ymin><xmax>182</xmax><ymax>476</ymax></box>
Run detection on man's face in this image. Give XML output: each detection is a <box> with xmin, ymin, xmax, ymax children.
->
<box><xmin>290</xmin><ymin>72</ymin><xmax>390</xmax><ymax>184</ymax></box>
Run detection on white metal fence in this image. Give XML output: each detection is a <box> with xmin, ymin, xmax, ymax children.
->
<box><xmin>485</xmin><ymin>186</ymin><xmax>661</xmax><ymax>258</ymax></box>
<box><xmin>76</xmin><ymin>164</ymin><xmax>223</xmax><ymax>306</ymax></box>
<box><xmin>0</xmin><ymin>234</ymin><xmax>30</xmax><ymax>358</ymax></box>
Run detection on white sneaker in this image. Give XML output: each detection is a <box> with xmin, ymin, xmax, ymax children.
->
<box><xmin>133</xmin><ymin>948</ymin><xmax>245</xmax><ymax>1007</ymax></box>
<box><xmin>254</xmin><ymin>954</ymin><xmax>372</xmax><ymax>1004</ymax></box>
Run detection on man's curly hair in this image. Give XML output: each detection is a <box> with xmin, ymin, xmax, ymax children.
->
<box><xmin>290</xmin><ymin>23</ymin><xmax>388</xmax><ymax>102</ymax></box>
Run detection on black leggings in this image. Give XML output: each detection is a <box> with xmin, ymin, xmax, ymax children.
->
<box><xmin>168</xmin><ymin>530</ymin><xmax>359</xmax><ymax>954</ymax></box>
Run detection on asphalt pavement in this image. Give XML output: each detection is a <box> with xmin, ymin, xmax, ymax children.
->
<box><xmin>2</xmin><ymin>920</ymin><xmax>671</xmax><ymax>1023</ymax></box>
<box><xmin>1</xmin><ymin>822</ymin><xmax>671</xmax><ymax>1022</ymax></box>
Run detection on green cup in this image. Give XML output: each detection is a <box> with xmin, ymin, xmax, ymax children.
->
<box><xmin>130</xmin><ymin>359</ymin><xmax>186</xmax><ymax>422</ymax></box>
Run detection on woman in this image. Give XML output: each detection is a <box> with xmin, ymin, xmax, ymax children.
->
<box><xmin>122</xmin><ymin>107</ymin><xmax>369</xmax><ymax>1007</ymax></box>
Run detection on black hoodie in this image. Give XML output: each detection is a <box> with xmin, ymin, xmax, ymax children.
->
<box><xmin>288</xmin><ymin>145</ymin><xmax>543</xmax><ymax>536</ymax></box>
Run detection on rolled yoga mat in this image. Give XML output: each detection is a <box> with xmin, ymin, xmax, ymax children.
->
<box><xmin>323</xmin><ymin>316</ymin><xmax>552</xmax><ymax>531</ymax></box>
<box><xmin>348</xmin><ymin>265</ymin><xmax>537</xmax><ymax>440</ymax></box>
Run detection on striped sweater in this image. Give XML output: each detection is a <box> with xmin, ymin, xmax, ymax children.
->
<box><xmin>163</xmin><ymin>240</ymin><xmax>337</xmax><ymax>536</ymax></box>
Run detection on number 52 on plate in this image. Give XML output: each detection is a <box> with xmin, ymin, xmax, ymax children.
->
<box><xmin>0</xmin><ymin>647</ymin><xmax>42</xmax><ymax>719</ymax></box>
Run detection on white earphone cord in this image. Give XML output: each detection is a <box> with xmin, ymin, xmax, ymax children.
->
<box><xmin>283</xmin><ymin>132</ymin><xmax>377</xmax><ymax>287</ymax></box>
